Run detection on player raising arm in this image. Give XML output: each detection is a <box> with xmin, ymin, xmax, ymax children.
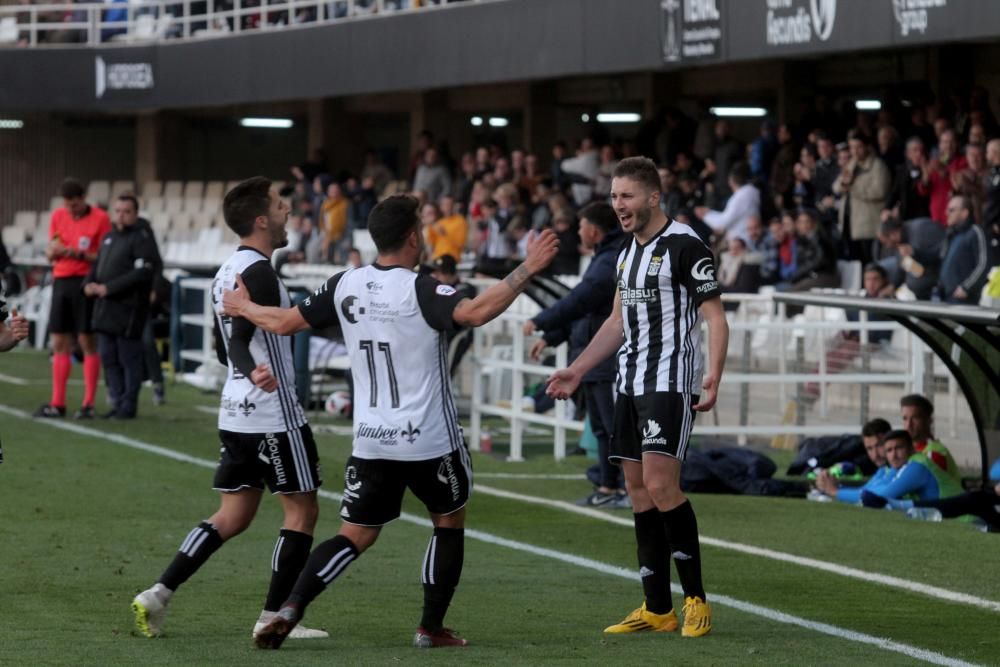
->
<box><xmin>223</xmin><ymin>194</ymin><xmax>558</xmax><ymax>649</ymax></box>
<box><xmin>547</xmin><ymin>157</ymin><xmax>728</xmax><ymax>639</ymax></box>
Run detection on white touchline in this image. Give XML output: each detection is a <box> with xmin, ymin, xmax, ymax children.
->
<box><xmin>0</xmin><ymin>372</ymin><xmax>30</xmax><ymax>385</ymax></box>
<box><xmin>0</xmin><ymin>404</ymin><xmax>982</xmax><ymax>667</ymax></box>
<box><xmin>475</xmin><ymin>484</ymin><xmax>1000</xmax><ymax>614</ymax></box>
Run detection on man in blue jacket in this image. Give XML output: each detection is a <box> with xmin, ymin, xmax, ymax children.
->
<box><xmin>938</xmin><ymin>195</ymin><xmax>991</xmax><ymax>304</ymax></box>
<box><xmin>523</xmin><ymin>201</ymin><xmax>625</xmax><ymax>506</ymax></box>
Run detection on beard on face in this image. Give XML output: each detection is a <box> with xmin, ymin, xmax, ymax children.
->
<box><xmin>634</xmin><ymin>205</ymin><xmax>652</xmax><ymax>231</ymax></box>
<box><xmin>269</xmin><ymin>219</ymin><xmax>289</xmax><ymax>249</ymax></box>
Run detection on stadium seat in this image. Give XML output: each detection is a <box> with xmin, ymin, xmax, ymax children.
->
<box><xmin>192</xmin><ymin>212</ymin><xmax>215</xmax><ymax>229</ymax></box>
<box><xmin>172</xmin><ymin>212</ymin><xmax>194</xmax><ymax>232</ymax></box>
<box><xmin>163</xmin><ymin>181</ymin><xmax>183</xmax><ymax>199</ymax></box>
<box><xmin>183</xmin><ymin>181</ymin><xmax>204</xmax><ymax>200</ymax></box>
<box><xmin>111</xmin><ymin>180</ymin><xmax>135</xmax><ymax>199</ymax></box>
<box><xmin>142</xmin><ymin>180</ymin><xmax>163</xmax><ymax>199</ymax></box>
<box><xmin>13</xmin><ymin>210</ymin><xmax>37</xmax><ymax>233</ymax></box>
<box><xmin>837</xmin><ymin>260</ymin><xmax>862</xmax><ymax>292</ymax></box>
<box><xmin>48</xmin><ymin>196</ymin><xmax>63</xmax><ymax>212</ymax></box>
<box><xmin>204</xmin><ymin>181</ymin><xmax>225</xmax><ymax>200</ymax></box>
<box><xmin>182</xmin><ymin>197</ymin><xmax>204</xmax><ymax>213</ymax></box>
<box><xmin>87</xmin><ymin>181</ymin><xmax>111</xmax><ymax>206</ymax></box>
<box><xmin>144</xmin><ymin>197</ymin><xmax>166</xmax><ymax>214</ymax></box>
<box><xmin>164</xmin><ymin>197</ymin><xmax>184</xmax><ymax>214</ymax></box>
<box><xmin>1</xmin><ymin>226</ymin><xmax>26</xmax><ymax>247</ymax></box>
<box><xmin>0</xmin><ymin>17</ymin><xmax>18</xmax><ymax>45</ymax></box>
<box><xmin>201</xmin><ymin>197</ymin><xmax>222</xmax><ymax>215</ymax></box>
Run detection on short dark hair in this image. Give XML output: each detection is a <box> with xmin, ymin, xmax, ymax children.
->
<box><xmin>847</xmin><ymin>129</ymin><xmax>871</xmax><ymax>145</ymax></box>
<box><xmin>883</xmin><ymin>429</ymin><xmax>913</xmax><ymax>449</ymax></box>
<box><xmin>116</xmin><ymin>193</ymin><xmax>139</xmax><ymax>212</ymax></box>
<box><xmin>863</xmin><ymin>263</ymin><xmax>888</xmax><ymax>282</ymax></box>
<box><xmin>612</xmin><ymin>157</ymin><xmax>660</xmax><ymax>192</ymax></box>
<box><xmin>797</xmin><ymin>207</ymin><xmax>821</xmax><ymax>224</ymax></box>
<box><xmin>60</xmin><ymin>178</ymin><xmax>85</xmax><ymax>199</ymax></box>
<box><xmin>223</xmin><ymin>176</ymin><xmax>273</xmax><ymax>238</ymax></box>
<box><xmin>578</xmin><ymin>201</ymin><xmax>618</xmax><ymax>234</ymax></box>
<box><xmin>900</xmin><ymin>393</ymin><xmax>934</xmax><ymax>418</ymax></box>
<box><xmin>729</xmin><ymin>161</ymin><xmax>750</xmax><ymax>186</ymax></box>
<box><xmin>368</xmin><ymin>194</ymin><xmax>419</xmax><ymax>253</ymax></box>
<box><xmin>862</xmin><ymin>418</ymin><xmax>892</xmax><ymax>438</ymax></box>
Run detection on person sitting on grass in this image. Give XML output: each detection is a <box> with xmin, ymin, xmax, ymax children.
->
<box><xmin>860</xmin><ymin>430</ymin><xmax>964</xmax><ymax>508</ymax></box>
<box><xmin>889</xmin><ymin>458</ymin><xmax>1000</xmax><ymax>532</ymax></box>
<box><xmin>813</xmin><ymin>418</ymin><xmax>893</xmax><ymax>503</ymax></box>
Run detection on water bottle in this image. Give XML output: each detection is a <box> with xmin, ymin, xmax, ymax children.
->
<box><xmin>479</xmin><ymin>430</ymin><xmax>492</xmax><ymax>454</ymax></box>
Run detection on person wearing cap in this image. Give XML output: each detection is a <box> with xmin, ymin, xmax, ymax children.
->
<box><xmin>428</xmin><ymin>255</ymin><xmax>477</xmax><ymax>376</ymax></box>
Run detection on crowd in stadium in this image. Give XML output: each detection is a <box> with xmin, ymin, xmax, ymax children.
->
<box><xmin>273</xmin><ymin>90</ymin><xmax>1000</xmax><ymax>310</ymax></box>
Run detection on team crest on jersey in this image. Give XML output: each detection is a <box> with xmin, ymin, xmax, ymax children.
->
<box><xmin>691</xmin><ymin>258</ymin><xmax>715</xmax><ymax>281</ymax></box>
<box><xmin>647</xmin><ymin>255</ymin><xmax>663</xmax><ymax>276</ymax></box>
<box><xmin>436</xmin><ymin>285</ymin><xmax>457</xmax><ymax>296</ymax></box>
<box><xmin>341</xmin><ymin>295</ymin><xmax>365</xmax><ymax>324</ymax></box>
<box><xmin>344</xmin><ymin>465</ymin><xmax>362</xmax><ymax>492</ymax></box>
<box><xmin>365</xmin><ymin>281</ymin><xmax>383</xmax><ymax>293</ymax></box>
<box><xmin>78</xmin><ymin>236</ymin><xmax>91</xmax><ymax>250</ymax></box>
<box><xmin>401</xmin><ymin>421</ymin><xmax>421</xmax><ymax>444</ymax></box>
<box><xmin>238</xmin><ymin>396</ymin><xmax>256</xmax><ymax>417</ymax></box>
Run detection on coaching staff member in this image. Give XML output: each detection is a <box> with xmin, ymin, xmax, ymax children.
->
<box><xmin>83</xmin><ymin>194</ymin><xmax>159</xmax><ymax>419</ymax></box>
<box><xmin>34</xmin><ymin>179</ymin><xmax>111</xmax><ymax>420</ymax></box>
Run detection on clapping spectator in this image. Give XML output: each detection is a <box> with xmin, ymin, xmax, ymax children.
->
<box><xmin>319</xmin><ymin>181</ymin><xmax>349</xmax><ymax>263</ymax></box>
<box><xmin>834</xmin><ymin>130</ymin><xmax>890</xmax><ymax>264</ymax></box>
<box><xmin>919</xmin><ymin>129</ymin><xmax>966</xmax><ymax>226</ymax></box>
<box><xmin>423</xmin><ymin>195</ymin><xmax>468</xmax><ymax>262</ymax></box>
<box><xmin>951</xmin><ymin>143</ymin><xmax>988</xmax><ymax>213</ymax></box>
<box><xmin>884</xmin><ymin>137</ymin><xmax>931</xmax><ymax>223</ymax></box>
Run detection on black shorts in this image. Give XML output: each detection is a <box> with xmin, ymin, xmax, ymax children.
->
<box><xmin>610</xmin><ymin>391</ymin><xmax>698</xmax><ymax>463</ymax></box>
<box><xmin>340</xmin><ymin>448</ymin><xmax>473</xmax><ymax>527</ymax></box>
<box><xmin>49</xmin><ymin>276</ymin><xmax>94</xmax><ymax>335</ymax></box>
<box><xmin>214</xmin><ymin>425</ymin><xmax>322</xmax><ymax>494</ymax></box>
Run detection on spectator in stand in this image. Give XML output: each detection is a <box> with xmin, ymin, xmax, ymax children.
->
<box><xmin>788</xmin><ymin>207</ymin><xmax>839</xmax><ymax>291</ymax></box>
<box><xmin>550</xmin><ymin>208</ymin><xmax>581</xmax><ymax>276</ymax></box>
<box><xmin>507</xmin><ymin>217</ymin><xmax>531</xmax><ymax>259</ymax></box>
<box><xmin>770</xmin><ymin>123</ymin><xmax>798</xmax><ymax>210</ymax></box>
<box><xmin>877</xmin><ymin>125</ymin><xmax>903</xmax><ymax>174</ymax></box>
<box><xmin>478</xmin><ymin>198</ymin><xmax>509</xmax><ymax>265</ymax></box>
<box><xmin>347</xmin><ymin>176</ymin><xmax>377</xmax><ymax>230</ymax></box>
<box><xmin>423</xmin><ymin>195</ymin><xmax>467</xmax><ymax>262</ymax></box>
<box><xmin>791</xmin><ymin>144</ymin><xmax>818</xmax><ymax>209</ymax></box>
<box><xmin>493</xmin><ymin>156</ymin><xmax>513</xmax><ymax>185</ymax></box>
<box><xmin>760</xmin><ymin>215</ymin><xmax>794</xmax><ymax>286</ymax></box>
<box><xmin>967</xmin><ymin>123</ymin><xmax>987</xmax><ymax>149</ymax></box>
<box><xmin>593</xmin><ymin>145</ymin><xmax>618</xmax><ymax>200</ymax></box>
<box><xmin>717</xmin><ymin>237</ymin><xmax>753</xmax><ymax>297</ymax></box>
<box><xmin>835</xmin><ymin>130</ymin><xmax>890</xmax><ymax>264</ymax></box>
<box><xmin>802</xmin><ymin>263</ymin><xmax>894</xmax><ymax>400</ymax></box>
<box><xmin>812</xmin><ymin>132</ymin><xmax>839</xmax><ymax>208</ymax></box>
<box><xmin>658</xmin><ymin>167</ymin><xmax>682</xmax><ymax>219</ymax></box>
<box><xmin>408</xmin><ymin>130</ymin><xmax>434</xmax><ymax>181</ymax></box>
<box><xmin>413</xmin><ymin>147</ymin><xmax>451</xmax><ymax>203</ymax></box>
<box><xmin>319</xmin><ymin>181</ymin><xmax>349</xmax><ymax>263</ymax></box>
<box><xmin>695</xmin><ymin>161</ymin><xmax>759</xmax><ymax>242</ymax></box>
<box><xmin>884</xmin><ymin>137</ymin><xmax>931</xmax><ymax>223</ymax></box>
<box><xmin>984</xmin><ymin>139</ymin><xmax>1000</xmax><ymax>242</ymax></box>
<box><xmin>455</xmin><ymin>152</ymin><xmax>479</xmax><ymax>213</ymax></box>
<box><xmin>529</xmin><ymin>181</ymin><xmax>553</xmax><ymax>230</ymax></box>
<box><xmin>938</xmin><ymin>195</ymin><xmax>991</xmax><ymax>304</ymax></box>
<box><xmin>83</xmin><ymin>194</ymin><xmax>159</xmax><ymax>420</ymax></box>
<box><xmin>908</xmin><ymin>106</ymin><xmax>937</xmax><ymax>153</ymax></box>
<box><xmin>749</xmin><ymin>120</ymin><xmax>778</xmax><ymax>186</ymax></box>
<box><xmin>919</xmin><ymin>129</ymin><xmax>966</xmax><ymax>227</ymax></box>
<box><xmin>899</xmin><ymin>394</ymin><xmax>961</xmax><ymax>483</ymax></box>
<box><xmin>360</xmin><ymin>149</ymin><xmax>393</xmax><ymax>196</ymax></box>
<box><xmin>813</xmin><ymin>418</ymin><xmax>893</xmax><ymax>503</ymax></box>
<box><xmin>519</xmin><ymin>153</ymin><xmax>544</xmax><ymax>196</ymax></box>
<box><xmin>707</xmin><ymin>119</ymin><xmax>744</xmax><ymax>206</ymax></box>
<box><xmin>951</xmin><ymin>143</ymin><xmax>988</xmax><ymax>214</ymax></box>
<box><xmin>859</xmin><ymin>430</ymin><xmax>964</xmax><ymax>509</ymax></box>
<box><xmin>524</xmin><ymin>202</ymin><xmax>624</xmax><ymax>506</ymax></box>
<box><xmin>562</xmin><ymin>138</ymin><xmax>600</xmax><ymax>208</ymax></box>
<box><xmin>34</xmin><ymin>179</ymin><xmax>112</xmax><ymax>420</ymax></box>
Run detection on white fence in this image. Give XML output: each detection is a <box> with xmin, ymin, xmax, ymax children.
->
<box><xmin>466</xmin><ymin>290</ymin><xmax>961</xmax><ymax>462</ymax></box>
<box><xmin>0</xmin><ymin>0</ymin><xmax>487</xmax><ymax>47</ymax></box>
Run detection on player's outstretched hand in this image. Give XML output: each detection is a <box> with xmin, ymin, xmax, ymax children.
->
<box><xmin>546</xmin><ymin>368</ymin><xmax>581</xmax><ymax>400</ymax></box>
<box><xmin>222</xmin><ymin>273</ymin><xmax>250</xmax><ymax>318</ymax></box>
<box><xmin>692</xmin><ymin>374</ymin><xmax>718</xmax><ymax>412</ymax></box>
<box><xmin>9</xmin><ymin>308</ymin><xmax>29</xmax><ymax>342</ymax></box>
<box><xmin>524</xmin><ymin>229</ymin><xmax>560</xmax><ymax>275</ymax></box>
<box><xmin>251</xmin><ymin>362</ymin><xmax>278</xmax><ymax>393</ymax></box>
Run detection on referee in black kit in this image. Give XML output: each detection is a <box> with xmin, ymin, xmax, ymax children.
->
<box><xmin>547</xmin><ymin>157</ymin><xmax>728</xmax><ymax>639</ymax></box>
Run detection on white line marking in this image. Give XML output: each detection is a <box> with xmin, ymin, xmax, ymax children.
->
<box><xmin>0</xmin><ymin>403</ymin><xmax>980</xmax><ymax>666</ymax></box>
<box><xmin>475</xmin><ymin>484</ymin><xmax>1000</xmax><ymax>614</ymax></box>
<box><xmin>474</xmin><ymin>473</ymin><xmax>584</xmax><ymax>480</ymax></box>
<box><xmin>0</xmin><ymin>372</ymin><xmax>29</xmax><ymax>385</ymax></box>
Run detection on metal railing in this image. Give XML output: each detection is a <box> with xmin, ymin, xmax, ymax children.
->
<box><xmin>466</xmin><ymin>291</ymin><xmax>966</xmax><ymax>462</ymax></box>
<box><xmin>0</xmin><ymin>0</ymin><xmax>484</xmax><ymax>47</ymax></box>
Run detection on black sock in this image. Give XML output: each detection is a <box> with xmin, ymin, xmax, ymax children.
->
<box><xmin>419</xmin><ymin>527</ymin><xmax>465</xmax><ymax>633</ymax></box>
<box><xmin>264</xmin><ymin>529</ymin><xmax>314</xmax><ymax>612</ymax></box>
<box><xmin>633</xmin><ymin>508</ymin><xmax>672</xmax><ymax>614</ymax></box>
<box><xmin>158</xmin><ymin>521</ymin><xmax>225</xmax><ymax>591</ymax></box>
<box><xmin>285</xmin><ymin>535</ymin><xmax>359</xmax><ymax>614</ymax></box>
<box><xmin>661</xmin><ymin>500</ymin><xmax>706</xmax><ymax>600</ymax></box>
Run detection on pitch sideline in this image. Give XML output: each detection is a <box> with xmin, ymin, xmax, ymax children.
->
<box><xmin>0</xmin><ymin>404</ymin><xmax>979</xmax><ymax>667</ymax></box>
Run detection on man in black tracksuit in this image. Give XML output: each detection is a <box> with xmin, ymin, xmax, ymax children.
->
<box><xmin>523</xmin><ymin>201</ymin><xmax>626</xmax><ymax>506</ymax></box>
<box><xmin>84</xmin><ymin>194</ymin><xmax>159</xmax><ymax>419</ymax></box>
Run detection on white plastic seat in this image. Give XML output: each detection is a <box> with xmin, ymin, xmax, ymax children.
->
<box><xmin>86</xmin><ymin>181</ymin><xmax>110</xmax><ymax>206</ymax></box>
<box><xmin>13</xmin><ymin>210</ymin><xmax>37</xmax><ymax>231</ymax></box>
<box><xmin>2</xmin><ymin>226</ymin><xmax>26</xmax><ymax>246</ymax></box>
<box><xmin>164</xmin><ymin>197</ymin><xmax>184</xmax><ymax>214</ymax></box>
<box><xmin>142</xmin><ymin>180</ymin><xmax>163</xmax><ymax>198</ymax></box>
<box><xmin>204</xmin><ymin>181</ymin><xmax>225</xmax><ymax>200</ymax></box>
<box><xmin>111</xmin><ymin>180</ymin><xmax>135</xmax><ymax>199</ymax></box>
<box><xmin>163</xmin><ymin>181</ymin><xmax>183</xmax><ymax>199</ymax></box>
<box><xmin>0</xmin><ymin>17</ymin><xmax>19</xmax><ymax>45</ymax></box>
<box><xmin>183</xmin><ymin>181</ymin><xmax>204</xmax><ymax>200</ymax></box>
<box><xmin>48</xmin><ymin>196</ymin><xmax>63</xmax><ymax>212</ymax></box>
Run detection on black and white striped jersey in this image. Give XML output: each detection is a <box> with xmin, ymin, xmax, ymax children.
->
<box><xmin>615</xmin><ymin>220</ymin><xmax>721</xmax><ymax>396</ymax></box>
<box><xmin>212</xmin><ymin>247</ymin><xmax>306</xmax><ymax>434</ymax></box>
<box><xmin>299</xmin><ymin>263</ymin><xmax>468</xmax><ymax>462</ymax></box>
